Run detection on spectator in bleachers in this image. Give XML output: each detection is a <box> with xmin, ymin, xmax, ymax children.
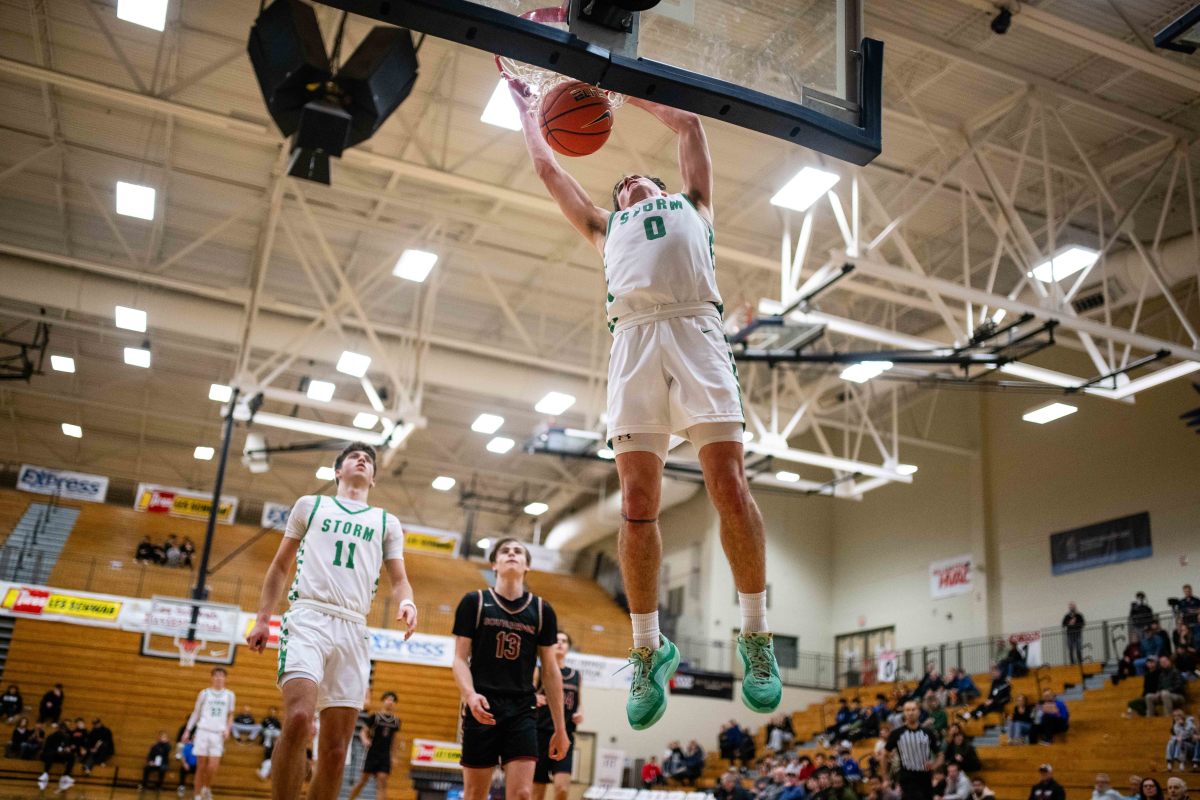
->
<box><xmin>829</xmin><ymin>770</ymin><xmax>857</xmax><ymax>800</ymax></box>
<box><xmin>913</xmin><ymin>664</ymin><xmax>944</xmax><ymax>702</ymax></box>
<box><xmin>1</xmin><ymin>684</ymin><xmax>22</xmax><ymax>722</ymax></box>
<box><xmin>1029</xmin><ymin>764</ymin><xmax>1065</xmax><ymax>800</ymax></box>
<box><xmin>1166</xmin><ymin>777</ymin><xmax>1188</xmax><ymax>800</ymax></box>
<box><xmin>947</xmin><ymin>668</ymin><xmax>980</xmax><ymax>706</ymax></box>
<box><xmin>1166</xmin><ymin>709</ymin><xmax>1196</xmax><ymax>772</ymax></box>
<box><xmin>134</xmin><ymin>535</ymin><xmax>157</xmax><ymax>564</ymax></box>
<box><xmin>231</xmin><ymin>705</ymin><xmax>262</xmax><ymax>743</ymax></box>
<box><xmin>1147</xmin><ymin>655</ymin><xmax>1187</xmax><ymax>717</ymax></box>
<box><xmin>8</xmin><ymin>717</ymin><xmax>36</xmax><ymax>759</ymax></box>
<box><xmin>181</xmin><ymin>537</ymin><xmax>196</xmax><ymax>568</ymax></box>
<box><xmin>1174</xmin><ymin>622</ymin><xmax>1195</xmax><ymax>657</ymax></box>
<box><xmin>164</xmin><ymin>535</ymin><xmax>182</xmax><ymax>567</ymax></box>
<box><xmin>942</xmin><ymin>763</ymin><xmax>971</xmax><ymax>800</ymax></box>
<box><xmin>261</xmin><ymin>706</ymin><xmax>282</xmax><ymax>750</ymax></box>
<box><xmin>767</xmin><ymin>713</ymin><xmax>795</xmax><ymax>752</ymax></box>
<box><xmin>970</xmin><ymin>778</ymin><xmax>996</xmax><ymax>800</ymax></box>
<box><xmin>1131</xmin><ymin>593</ymin><xmax>1157</xmax><ymax>640</ymax></box>
<box><xmin>738</xmin><ymin>728</ymin><xmax>757</xmax><ymax>765</ymax></box>
<box><xmin>720</xmin><ymin>722</ymin><xmax>739</xmax><ymax>760</ymax></box>
<box><xmin>825</xmin><ymin>699</ymin><xmax>858</xmax><ymax>744</ymax></box>
<box><xmin>139</xmin><ymin>731</ymin><xmax>172</xmax><ymax>791</ymax></box>
<box><xmin>867</xmin><ymin>774</ymin><xmax>902</xmax><ymax>800</ymax></box>
<box><xmin>962</xmin><ymin>666</ymin><xmax>1011</xmax><ymax>721</ymax></box>
<box><xmin>1007</xmin><ymin>694</ymin><xmax>1034</xmax><ymax>744</ymax></box>
<box><xmin>931</xmin><ymin>765</ymin><xmax>948</xmax><ymax>800</ymax></box>
<box><xmin>1143</xmin><ymin>622</ymin><xmax>1174</xmax><ymax>667</ymax></box>
<box><xmin>1063</xmin><ymin>603</ymin><xmax>1086</xmax><ymax>665</ymax></box>
<box><xmin>924</xmin><ymin>695</ymin><xmax>949</xmax><ymax>735</ymax></box>
<box><xmin>758</xmin><ymin>766</ymin><xmax>790</xmax><ymax>800</ymax></box>
<box><xmin>1030</xmin><ymin>689</ymin><xmax>1069</xmax><ymax>744</ymax></box>
<box><xmin>1178</xmin><ymin>586</ymin><xmax>1200</xmax><ymax>637</ymax></box>
<box><xmin>1093</xmin><ymin>774</ymin><xmax>1124</xmax><ymax>800</ymax></box>
<box><xmin>779</xmin><ymin>771</ymin><xmax>806</xmax><ymax>800</ymax></box>
<box><xmin>683</xmin><ymin>740</ymin><xmax>705</xmax><ymax>784</ymax></box>
<box><xmin>943</xmin><ymin>730</ymin><xmax>981</xmax><ymax>773</ymax></box>
<box><xmin>67</xmin><ymin>717</ymin><xmax>87</xmax><ymax>762</ymax></box>
<box><xmin>1115</xmin><ymin>638</ymin><xmax>1146</xmax><ymax>685</ymax></box>
<box><xmin>641</xmin><ymin>755</ymin><xmax>664</xmax><ymax>788</ymax></box>
<box><xmin>835</xmin><ymin>741</ymin><xmax>862</xmax><ymax>782</ymax></box>
<box><xmin>857</xmin><ymin>706</ymin><xmax>881</xmax><ymax>742</ymax></box>
<box><xmin>1139</xmin><ymin>778</ymin><xmax>1165</xmax><ymax>800</ymax></box>
<box><xmin>82</xmin><ymin>717</ymin><xmax>114</xmax><ymax>775</ymax></box>
<box><xmin>37</xmin><ymin>683</ymin><xmax>63</xmax><ymax>724</ymax></box>
<box><xmin>1001</xmin><ymin>638</ymin><xmax>1029</xmax><ymax>679</ymax></box>
<box><xmin>715</xmin><ymin>770</ymin><xmax>754</xmax><ymax>800</ymax></box>
<box><xmin>37</xmin><ymin>721</ymin><xmax>75</xmax><ymax>793</ymax></box>
<box><xmin>663</xmin><ymin>740</ymin><xmax>687</xmax><ymax>782</ymax></box>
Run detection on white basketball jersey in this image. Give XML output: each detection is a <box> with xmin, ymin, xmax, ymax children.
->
<box><xmin>192</xmin><ymin>688</ymin><xmax>234</xmax><ymax>734</ymax></box>
<box><xmin>602</xmin><ymin>192</ymin><xmax>721</xmax><ymax>330</ymax></box>
<box><xmin>284</xmin><ymin>495</ymin><xmax>405</xmax><ymax>618</ymax></box>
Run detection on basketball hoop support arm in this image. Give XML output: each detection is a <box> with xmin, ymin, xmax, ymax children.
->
<box><xmin>188</xmin><ymin>387</ymin><xmax>240</xmax><ymax>639</ymax></box>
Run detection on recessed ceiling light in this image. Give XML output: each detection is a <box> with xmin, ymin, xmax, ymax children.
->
<box><xmin>306</xmin><ymin>380</ymin><xmax>335</xmax><ymax>402</ymax></box>
<box><xmin>193</xmin><ymin>446</ymin><xmax>215</xmax><ymax>461</ymax></box>
<box><xmin>336</xmin><ymin>350</ymin><xmax>372</xmax><ymax>377</ymax></box>
<box><xmin>116</xmin><ymin>0</ymin><xmax>168</xmax><ymax>31</ymax></box>
<box><xmin>61</xmin><ymin>423</ymin><xmax>83</xmax><ymax>439</ymax></box>
<box><xmin>431</xmin><ymin>476</ymin><xmax>457</xmax><ymax>491</ymax></box>
<box><xmin>564</xmin><ymin>428</ymin><xmax>602</xmax><ymax>440</ymax></box>
<box><xmin>481</xmin><ymin>79</ymin><xmax>524</xmax><ymax>131</ymax></box>
<box><xmin>775</xmin><ymin>471</ymin><xmax>801</xmax><ymax>483</ymax></box>
<box><xmin>1022</xmin><ymin>402</ymin><xmax>1078</xmax><ymax>425</ymax></box>
<box><xmin>840</xmin><ymin>361</ymin><xmax>892</xmax><ymax>384</ymax></box>
<box><xmin>769</xmin><ymin>167</ymin><xmax>841</xmax><ymax>212</ymax></box>
<box><xmin>742</xmin><ymin>430</ymin><xmax>754</xmax><ymax>443</ymax></box>
<box><xmin>352</xmin><ymin>412</ymin><xmax>379</xmax><ymax>429</ymax></box>
<box><xmin>897</xmin><ymin>464</ymin><xmax>918</xmax><ymax>476</ymax></box>
<box><xmin>115</xmin><ymin>181</ymin><xmax>156</xmax><ymax>220</ymax></box>
<box><xmin>471</xmin><ymin>413</ymin><xmax>505</xmax><ymax>434</ymax></box>
<box><xmin>208</xmin><ymin>383</ymin><xmax>232</xmax><ymax>402</ymax></box>
<box><xmin>476</xmin><ymin>537</ymin><xmax>493</xmax><ymax>551</ymax></box>
<box><xmin>524</xmin><ymin>501</ymin><xmax>549</xmax><ymax>516</ymax></box>
<box><xmin>597</xmin><ymin>448</ymin><xmax>615</xmax><ymax>460</ymax></box>
<box><xmin>50</xmin><ymin>355</ymin><xmax>75</xmax><ymax>373</ymax></box>
<box><xmin>990</xmin><ymin>309</ymin><xmax>1007</xmax><ymax>324</ymax></box>
<box><xmin>316</xmin><ymin>465</ymin><xmax>336</xmax><ymax>481</ymax></box>
<box><xmin>1029</xmin><ymin>246</ymin><xmax>1098</xmax><ymax>283</ymax></box>
<box><xmin>114</xmin><ymin>305</ymin><xmax>147</xmax><ymax>332</ymax></box>
<box><xmin>393</xmin><ymin>249</ymin><xmax>438</xmax><ymax>283</ymax></box>
<box><xmin>124</xmin><ymin>347</ymin><xmax>151</xmax><ymax>368</ymax></box>
<box><xmin>486</xmin><ymin>436</ymin><xmax>515</xmax><ymax>454</ymax></box>
<box><xmin>535</xmin><ymin>391</ymin><xmax>575</xmax><ymax>415</ymax></box>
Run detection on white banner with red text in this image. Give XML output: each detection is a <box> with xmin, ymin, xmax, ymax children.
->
<box><xmin>929</xmin><ymin>554</ymin><xmax>974</xmax><ymax>599</ymax></box>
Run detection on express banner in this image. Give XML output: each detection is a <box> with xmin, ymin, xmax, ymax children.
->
<box><xmin>929</xmin><ymin>554</ymin><xmax>974</xmax><ymax>599</ymax></box>
<box><xmin>669</xmin><ymin>667</ymin><xmax>734</xmax><ymax>699</ymax></box>
<box><xmin>134</xmin><ymin>483</ymin><xmax>239</xmax><ymax>525</ymax></box>
<box><xmin>261</xmin><ymin>502</ymin><xmax>291</xmax><ymax>532</ymax></box>
<box><xmin>17</xmin><ymin>464</ymin><xmax>108</xmax><ymax>503</ymax></box>
<box><xmin>411</xmin><ymin>739</ymin><xmax>462</xmax><ymax>769</ymax></box>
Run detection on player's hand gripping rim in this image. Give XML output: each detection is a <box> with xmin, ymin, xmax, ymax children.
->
<box><xmin>549</xmin><ymin>728</ymin><xmax>570</xmax><ymax>761</ymax></box>
<box><xmin>466</xmin><ymin>692</ymin><xmax>495</xmax><ymax>725</ymax></box>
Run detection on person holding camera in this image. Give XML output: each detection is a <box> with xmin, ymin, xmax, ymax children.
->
<box><xmin>1131</xmin><ymin>593</ymin><xmax>1156</xmax><ymax>640</ymax></box>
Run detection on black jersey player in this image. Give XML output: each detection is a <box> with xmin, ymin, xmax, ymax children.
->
<box><xmin>533</xmin><ymin>631</ymin><xmax>582</xmax><ymax>800</ymax></box>
<box><xmin>347</xmin><ymin>691</ymin><xmax>400</xmax><ymax>800</ymax></box>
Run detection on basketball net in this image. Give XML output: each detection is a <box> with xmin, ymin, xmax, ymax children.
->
<box><xmin>175</xmin><ymin>637</ymin><xmax>202</xmax><ymax>668</ymax></box>
<box><xmin>495</xmin><ymin>3</ymin><xmax>626</xmax><ymax>116</ymax></box>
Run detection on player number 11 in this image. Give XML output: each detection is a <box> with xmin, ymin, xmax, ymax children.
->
<box><xmin>333</xmin><ymin>540</ymin><xmax>357</xmax><ymax>569</ymax></box>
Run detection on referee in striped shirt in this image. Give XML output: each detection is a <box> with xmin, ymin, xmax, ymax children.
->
<box><xmin>884</xmin><ymin>701</ymin><xmax>942</xmax><ymax>800</ymax></box>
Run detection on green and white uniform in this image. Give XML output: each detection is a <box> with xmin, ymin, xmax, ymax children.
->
<box><xmin>602</xmin><ymin>193</ymin><xmax>742</xmax><ymax>442</ymax></box>
<box><xmin>187</xmin><ymin>687</ymin><xmax>235</xmax><ymax>757</ymax></box>
<box><xmin>279</xmin><ymin>495</ymin><xmax>404</xmax><ymax>710</ymax></box>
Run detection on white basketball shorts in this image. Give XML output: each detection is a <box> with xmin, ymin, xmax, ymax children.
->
<box><xmin>193</xmin><ymin>729</ymin><xmax>225</xmax><ymax>758</ymax></box>
<box><xmin>607</xmin><ymin>312</ymin><xmax>743</xmax><ymax>442</ymax></box>
<box><xmin>277</xmin><ymin>605</ymin><xmax>370</xmax><ymax>711</ymax></box>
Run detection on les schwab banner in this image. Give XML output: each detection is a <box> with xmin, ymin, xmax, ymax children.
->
<box><xmin>0</xmin><ymin>584</ymin><xmax>123</xmax><ymax>627</ymax></box>
<box><xmin>134</xmin><ymin>483</ymin><xmax>239</xmax><ymax>525</ymax></box>
<box><xmin>402</xmin><ymin>524</ymin><xmax>462</xmax><ymax>557</ymax></box>
<box><xmin>411</xmin><ymin>739</ymin><xmax>462</xmax><ymax>769</ymax></box>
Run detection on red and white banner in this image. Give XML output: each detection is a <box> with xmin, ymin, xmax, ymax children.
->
<box><xmin>929</xmin><ymin>554</ymin><xmax>974</xmax><ymax>599</ymax></box>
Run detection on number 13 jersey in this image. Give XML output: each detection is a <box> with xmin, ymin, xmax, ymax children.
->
<box><xmin>603</xmin><ymin>192</ymin><xmax>721</xmax><ymax>332</ymax></box>
<box><xmin>284</xmin><ymin>495</ymin><xmax>405</xmax><ymax>619</ymax></box>
<box><xmin>453</xmin><ymin>589</ymin><xmax>558</xmax><ymax>699</ymax></box>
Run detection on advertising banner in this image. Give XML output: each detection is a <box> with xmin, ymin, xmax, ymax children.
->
<box><xmin>565</xmin><ymin>652</ymin><xmax>632</xmax><ymax>690</ymax></box>
<box><xmin>368</xmin><ymin>629</ymin><xmax>456</xmax><ymax>667</ymax></box>
<box><xmin>669</xmin><ymin>667</ymin><xmax>734</xmax><ymax>699</ymax></box>
<box><xmin>594</xmin><ymin>748</ymin><xmax>626</xmax><ymax>789</ymax></box>
<box><xmin>411</xmin><ymin>739</ymin><xmax>462</xmax><ymax>769</ymax></box>
<box><xmin>876</xmin><ymin>650</ymin><xmax>899</xmax><ymax>683</ymax></box>
<box><xmin>1049</xmin><ymin>512</ymin><xmax>1152</xmax><ymax>575</ymax></box>
<box><xmin>134</xmin><ymin>483</ymin><xmax>239</xmax><ymax>525</ymax></box>
<box><xmin>261</xmin><ymin>502</ymin><xmax>291</xmax><ymax>532</ymax></box>
<box><xmin>17</xmin><ymin>464</ymin><xmax>108</xmax><ymax>503</ymax></box>
<box><xmin>0</xmin><ymin>583</ymin><xmax>123</xmax><ymax>627</ymax></box>
<box><xmin>929</xmin><ymin>554</ymin><xmax>974</xmax><ymax>599</ymax></box>
<box><xmin>1008</xmin><ymin>631</ymin><xmax>1043</xmax><ymax>668</ymax></box>
<box><xmin>402</xmin><ymin>524</ymin><xmax>462</xmax><ymax>557</ymax></box>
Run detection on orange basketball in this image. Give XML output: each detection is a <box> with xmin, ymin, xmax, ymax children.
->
<box><xmin>540</xmin><ymin>81</ymin><xmax>613</xmax><ymax>157</ymax></box>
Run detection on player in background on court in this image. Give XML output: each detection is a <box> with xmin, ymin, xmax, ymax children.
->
<box><xmin>246</xmin><ymin>442</ymin><xmax>417</xmax><ymax>800</ymax></box>
<box><xmin>453</xmin><ymin>538</ymin><xmax>569</xmax><ymax>800</ymax></box>
<box><xmin>533</xmin><ymin>631</ymin><xmax>583</xmax><ymax>800</ymax></box>
<box><xmin>347</xmin><ymin>690</ymin><xmax>401</xmax><ymax>800</ymax></box>
<box><xmin>181</xmin><ymin>667</ymin><xmax>235</xmax><ymax>800</ymax></box>
<box><xmin>510</xmin><ymin>82</ymin><xmax>781</xmax><ymax>730</ymax></box>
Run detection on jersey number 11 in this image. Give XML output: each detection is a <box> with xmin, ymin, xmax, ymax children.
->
<box><xmin>333</xmin><ymin>540</ymin><xmax>357</xmax><ymax>569</ymax></box>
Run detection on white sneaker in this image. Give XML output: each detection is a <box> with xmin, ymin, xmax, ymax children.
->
<box><xmin>53</xmin><ymin>775</ymin><xmax>74</xmax><ymax>794</ymax></box>
<box><xmin>37</xmin><ymin>773</ymin><xmax>49</xmax><ymax>791</ymax></box>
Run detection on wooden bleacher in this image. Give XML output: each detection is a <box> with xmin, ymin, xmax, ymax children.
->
<box><xmin>0</xmin><ymin>491</ymin><xmax>33</xmax><ymax>548</ymax></box>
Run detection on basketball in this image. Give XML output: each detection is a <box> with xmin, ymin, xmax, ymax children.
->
<box><xmin>540</xmin><ymin>80</ymin><xmax>613</xmax><ymax>157</ymax></box>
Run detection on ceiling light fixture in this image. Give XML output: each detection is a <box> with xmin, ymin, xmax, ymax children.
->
<box><xmin>471</xmin><ymin>413</ymin><xmax>504</xmax><ymax>434</ymax></box>
<box><xmin>116</xmin><ymin>0</ymin><xmax>168</xmax><ymax>31</ymax></box>
<box><xmin>124</xmin><ymin>346</ymin><xmax>151</xmax><ymax>368</ymax></box>
<box><xmin>1022</xmin><ymin>402</ymin><xmax>1078</xmax><ymax>424</ymax></box>
<box><xmin>393</xmin><ymin>249</ymin><xmax>438</xmax><ymax>282</ymax></box>
<box><xmin>306</xmin><ymin>379</ymin><xmax>335</xmax><ymax>402</ymax></box>
<box><xmin>431</xmin><ymin>476</ymin><xmax>457</xmax><ymax>491</ymax></box>
<box><xmin>194</xmin><ymin>446</ymin><xmax>215</xmax><ymax>461</ymax></box>
<box><xmin>336</xmin><ymin>350</ymin><xmax>372</xmax><ymax>377</ymax></box>
<box><xmin>597</xmin><ymin>448</ymin><xmax>615</xmax><ymax>460</ymax></box>
<box><xmin>208</xmin><ymin>383</ymin><xmax>232</xmax><ymax>402</ymax></box>
<box><xmin>897</xmin><ymin>464</ymin><xmax>919</xmax><ymax>476</ymax></box>
<box><xmin>481</xmin><ymin>79</ymin><xmax>523</xmax><ymax>130</ymax></box>
<box><xmin>535</xmin><ymin>391</ymin><xmax>576</xmax><ymax>415</ymax></box>
<box><xmin>775</xmin><ymin>471</ymin><xmax>801</xmax><ymax>483</ymax></box>
<box><xmin>840</xmin><ymin>360</ymin><xmax>892</xmax><ymax>383</ymax></box>
<box><xmin>50</xmin><ymin>355</ymin><xmax>75</xmax><ymax>373</ymax></box>
<box><xmin>114</xmin><ymin>305</ymin><xmax>147</xmax><ymax>332</ymax></box>
<box><xmin>1029</xmin><ymin>246</ymin><xmax>1098</xmax><ymax>283</ymax></box>
<box><xmin>486</xmin><ymin>436</ymin><xmax>515</xmax><ymax>454</ymax></box>
<box><xmin>62</xmin><ymin>423</ymin><xmax>83</xmax><ymax>439</ymax></box>
<box><xmin>352</xmin><ymin>412</ymin><xmax>379</xmax><ymax>429</ymax></box>
<box><xmin>524</xmin><ymin>502</ymin><xmax>549</xmax><ymax>516</ymax></box>
<box><xmin>115</xmin><ymin>181</ymin><xmax>156</xmax><ymax>220</ymax></box>
<box><xmin>769</xmin><ymin>167</ymin><xmax>841</xmax><ymax>212</ymax></box>
<box><xmin>316</xmin><ymin>465</ymin><xmax>336</xmax><ymax>481</ymax></box>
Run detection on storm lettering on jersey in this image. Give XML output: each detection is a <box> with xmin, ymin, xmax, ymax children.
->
<box><xmin>319</xmin><ymin>518</ymin><xmax>376</xmax><ymax>542</ymax></box>
<box><xmin>617</xmin><ymin>198</ymin><xmax>684</xmax><ymax>226</ymax></box>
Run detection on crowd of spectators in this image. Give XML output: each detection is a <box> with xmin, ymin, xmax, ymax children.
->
<box><xmin>1</xmin><ymin>682</ymin><xmax>116</xmax><ymax>794</ymax></box>
<box><xmin>133</xmin><ymin>534</ymin><xmax>196</xmax><ymax>568</ymax></box>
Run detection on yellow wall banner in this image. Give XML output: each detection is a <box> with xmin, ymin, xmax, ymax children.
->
<box><xmin>0</xmin><ymin>585</ymin><xmax>122</xmax><ymax>625</ymax></box>
<box><xmin>134</xmin><ymin>482</ymin><xmax>239</xmax><ymax>525</ymax></box>
<box><xmin>410</xmin><ymin>739</ymin><xmax>462</xmax><ymax>769</ymax></box>
<box><xmin>403</xmin><ymin>524</ymin><xmax>462</xmax><ymax>557</ymax></box>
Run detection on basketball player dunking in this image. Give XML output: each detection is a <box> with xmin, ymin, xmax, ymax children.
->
<box><xmin>452</xmin><ymin>538</ymin><xmax>569</xmax><ymax>800</ymax></box>
<box><xmin>533</xmin><ymin>631</ymin><xmax>582</xmax><ymax>800</ymax></box>
<box><xmin>181</xmin><ymin>667</ymin><xmax>234</xmax><ymax>800</ymax></box>
<box><xmin>511</xmin><ymin>82</ymin><xmax>782</xmax><ymax>729</ymax></box>
<box><xmin>246</xmin><ymin>442</ymin><xmax>418</xmax><ymax>800</ymax></box>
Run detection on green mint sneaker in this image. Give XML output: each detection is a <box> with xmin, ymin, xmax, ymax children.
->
<box><xmin>738</xmin><ymin>631</ymin><xmax>782</xmax><ymax>713</ymax></box>
<box><xmin>625</xmin><ymin>635</ymin><xmax>680</xmax><ymax>730</ymax></box>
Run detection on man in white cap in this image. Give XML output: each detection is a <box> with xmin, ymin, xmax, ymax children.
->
<box><xmin>1030</xmin><ymin>765</ymin><xmax>1065</xmax><ymax>800</ymax></box>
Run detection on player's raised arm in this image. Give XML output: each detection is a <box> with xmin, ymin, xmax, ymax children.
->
<box><xmin>625</xmin><ymin>98</ymin><xmax>713</xmax><ymax>222</ymax></box>
<box><xmin>510</xmin><ymin>81</ymin><xmax>609</xmax><ymax>251</ymax></box>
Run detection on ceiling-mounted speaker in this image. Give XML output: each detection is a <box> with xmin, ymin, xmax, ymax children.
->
<box><xmin>247</xmin><ymin>0</ymin><xmax>331</xmax><ymax>137</ymax></box>
<box><xmin>338</xmin><ymin>27</ymin><xmax>419</xmax><ymax>148</ymax></box>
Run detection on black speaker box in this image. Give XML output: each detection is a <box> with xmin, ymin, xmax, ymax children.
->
<box><xmin>248</xmin><ymin>0</ymin><xmax>331</xmax><ymax>137</ymax></box>
<box><xmin>338</xmin><ymin>27</ymin><xmax>419</xmax><ymax>148</ymax></box>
